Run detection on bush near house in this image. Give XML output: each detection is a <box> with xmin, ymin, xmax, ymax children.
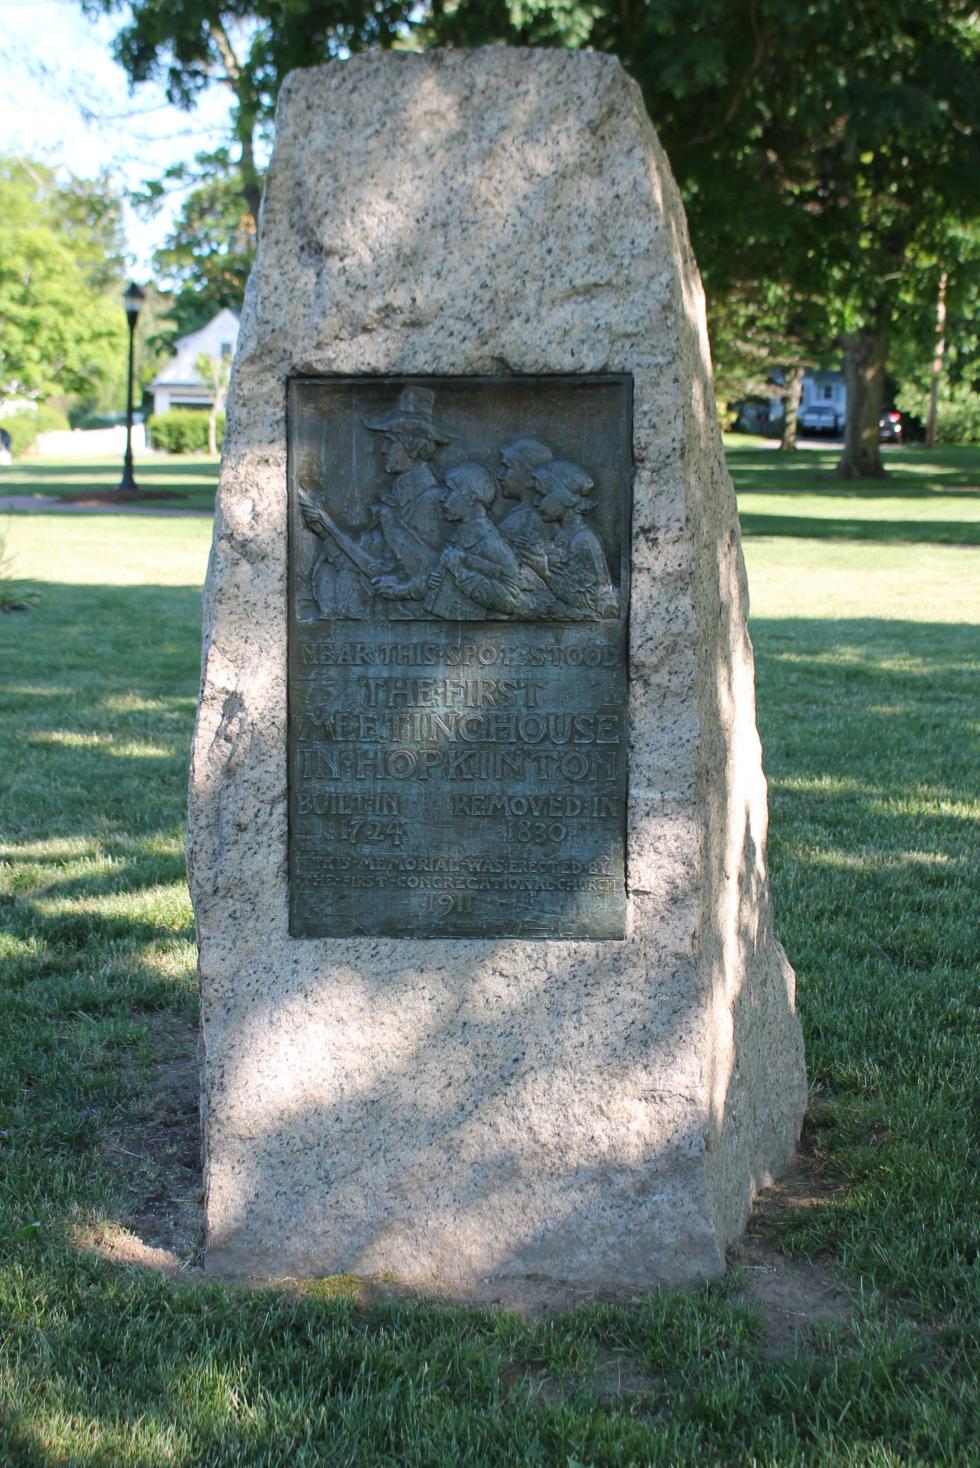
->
<box><xmin>1</xmin><ymin>404</ymin><xmax>70</xmax><ymax>457</ymax></box>
<box><xmin>147</xmin><ymin>408</ymin><xmax>225</xmax><ymax>454</ymax></box>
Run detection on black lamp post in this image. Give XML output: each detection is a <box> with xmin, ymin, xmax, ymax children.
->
<box><xmin>118</xmin><ymin>281</ymin><xmax>145</xmax><ymax>493</ymax></box>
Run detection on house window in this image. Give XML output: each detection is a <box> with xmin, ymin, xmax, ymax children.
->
<box><xmin>823</xmin><ymin>385</ymin><xmax>833</xmax><ymax>400</ymax></box>
<box><xmin>221</xmin><ymin>342</ymin><xmax>232</xmax><ymax>359</ymax></box>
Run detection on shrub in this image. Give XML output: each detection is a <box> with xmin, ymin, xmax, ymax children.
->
<box><xmin>0</xmin><ymin>404</ymin><xmax>69</xmax><ymax>457</ymax></box>
<box><xmin>68</xmin><ymin>410</ymin><xmax>119</xmax><ymax>430</ymax></box>
<box><xmin>896</xmin><ymin>379</ymin><xmax>980</xmax><ymax>444</ymax></box>
<box><xmin>3</xmin><ymin>412</ymin><xmax>41</xmax><ymax>457</ymax></box>
<box><xmin>0</xmin><ymin>528</ymin><xmax>39</xmax><ymax>611</ymax></box>
<box><xmin>147</xmin><ymin>409</ymin><xmax>225</xmax><ymax>454</ymax></box>
<box><xmin>35</xmin><ymin>404</ymin><xmax>70</xmax><ymax>434</ymax></box>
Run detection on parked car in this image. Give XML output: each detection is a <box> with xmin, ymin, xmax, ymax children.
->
<box><xmin>0</xmin><ymin>427</ymin><xmax>11</xmax><ymax>467</ymax></box>
<box><xmin>799</xmin><ymin>403</ymin><xmax>843</xmax><ymax>436</ymax></box>
<box><xmin>879</xmin><ymin>409</ymin><xmax>903</xmax><ymax>442</ymax></box>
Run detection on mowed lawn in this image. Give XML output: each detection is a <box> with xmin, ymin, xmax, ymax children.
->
<box><xmin>727</xmin><ymin>440</ymin><xmax>980</xmax><ymax>546</ymax></box>
<box><xmin>0</xmin><ymin>455</ymin><xmax>219</xmax><ymax>513</ymax></box>
<box><xmin>0</xmin><ymin>469</ymin><xmax>977</xmax><ymax>1463</ymax></box>
<box><xmin>4</xmin><ymin>439</ymin><xmax>979</xmax><ymax>539</ymax></box>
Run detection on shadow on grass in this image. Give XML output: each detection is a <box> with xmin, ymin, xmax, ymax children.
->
<box><xmin>2</xmin><ymin>459</ymin><xmax>219</xmax><ymax>511</ymax></box>
<box><xmin>727</xmin><ymin>443</ymin><xmax>980</xmax><ymax>495</ymax></box>
<box><xmin>0</xmin><ymin>582</ymin><xmax>202</xmax><ymax>863</ymax></box>
<box><xmin>3</xmin><ymin>1252</ymin><xmax>938</xmax><ymax>1468</ymax></box>
<box><xmin>740</xmin><ymin>513</ymin><xmax>980</xmax><ymax>544</ymax></box>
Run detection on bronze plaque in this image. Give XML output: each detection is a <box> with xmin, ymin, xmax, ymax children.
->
<box><xmin>287</xmin><ymin>375</ymin><xmax>631</xmax><ymax>940</ymax></box>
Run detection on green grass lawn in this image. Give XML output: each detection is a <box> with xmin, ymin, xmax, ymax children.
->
<box><xmin>5</xmin><ymin>442</ymin><xmax>979</xmax><ymax>544</ymax></box>
<box><xmin>728</xmin><ymin>441</ymin><xmax>980</xmax><ymax>545</ymax></box>
<box><xmin>0</xmin><ymin>491</ymin><xmax>977</xmax><ymax>1463</ymax></box>
<box><xmin>0</xmin><ymin>455</ymin><xmax>219</xmax><ymax>513</ymax></box>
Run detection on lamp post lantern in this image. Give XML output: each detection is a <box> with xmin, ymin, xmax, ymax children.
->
<box><xmin>118</xmin><ymin>282</ymin><xmax>145</xmax><ymax>493</ymax></box>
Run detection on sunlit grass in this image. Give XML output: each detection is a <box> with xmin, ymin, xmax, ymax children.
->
<box><xmin>743</xmin><ymin>538</ymin><xmax>980</xmax><ymax>621</ymax></box>
<box><xmin>2</xmin><ymin>510</ymin><xmax>213</xmax><ymax>586</ymax></box>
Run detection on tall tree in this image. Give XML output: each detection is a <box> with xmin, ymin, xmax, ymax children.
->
<box><xmin>153</xmin><ymin>164</ymin><xmax>256</xmax><ymax>337</ymax></box>
<box><xmin>710</xmin><ymin>281</ymin><xmax>829</xmax><ymax>452</ymax></box>
<box><xmin>0</xmin><ymin>159</ymin><xmax>127</xmax><ymax>401</ymax></box>
<box><xmin>84</xmin><ymin>1</ymin><xmax>420</xmax><ymax>228</ymax></box>
<box><xmin>893</xmin><ymin>226</ymin><xmax>980</xmax><ymax>442</ymax></box>
<box><xmin>90</xmin><ymin>2</ymin><xmax>980</xmax><ymax>475</ymax></box>
<box><xmin>415</xmin><ymin>0</ymin><xmax>980</xmax><ymax>478</ymax></box>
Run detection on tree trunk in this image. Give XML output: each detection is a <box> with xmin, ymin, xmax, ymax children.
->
<box><xmin>926</xmin><ymin>269</ymin><xmax>948</xmax><ymax>450</ymax></box>
<box><xmin>211</xmin><ymin>20</ymin><xmax>263</xmax><ymax>229</ymax></box>
<box><xmin>238</xmin><ymin>113</ymin><xmax>263</xmax><ymax>229</ymax></box>
<box><xmin>836</xmin><ymin>324</ymin><xmax>888</xmax><ymax>479</ymax></box>
<box><xmin>779</xmin><ymin>366</ymin><xmax>803</xmax><ymax>452</ymax></box>
<box><xmin>208</xmin><ymin>407</ymin><xmax>218</xmax><ymax>457</ymax></box>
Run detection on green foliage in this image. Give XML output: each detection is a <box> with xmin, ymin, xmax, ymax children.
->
<box><xmin>891</xmin><ymin>225</ymin><xmax>980</xmax><ymax>443</ymax></box>
<box><xmin>153</xmin><ymin>168</ymin><xmax>254</xmax><ymax>338</ymax></box>
<box><xmin>148</xmin><ymin>408</ymin><xmax>226</xmax><ymax>453</ymax></box>
<box><xmin>93</xmin><ymin>3</ymin><xmax>980</xmax><ymax>478</ymax></box>
<box><xmin>415</xmin><ymin>0</ymin><xmax>980</xmax><ymax>473</ymax></box>
<box><xmin>84</xmin><ymin>3</ymin><xmax>422</xmax><ymax>229</ymax></box>
<box><xmin>70</xmin><ymin>283</ymin><xmax>177</xmax><ymax>421</ymax></box>
<box><xmin>2</xmin><ymin>405</ymin><xmax>70</xmax><ymax>458</ymax></box>
<box><xmin>0</xmin><ymin>158</ymin><xmax>128</xmax><ymax>401</ymax></box>
<box><xmin>34</xmin><ymin>404</ymin><xmax>71</xmax><ymax>434</ymax></box>
<box><xmin>0</xmin><ymin>527</ymin><xmax>39</xmax><ymax>611</ymax></box>
<box><xmin>48</xmin><ymin>166</ymin><xmax>128</xmax><ymax>293</ymax></box>
<box><xmin>67</xmin><ymin>410</ymin><xmax>121</xmax><ymax>430</ymax></box>
<box><xmin>898</xmin><ymin>378</ymin><xmax>980</xmax><ymax>444</ymax></box>
<box><xmin>709</xmin><ymin>280</ymin><xmax>828</xmax><ymax>440</ymax></box>
<box><xmin>2</xmin><ymin>413</ymin><xmax>41</xmax><ymax>458</ymax></box>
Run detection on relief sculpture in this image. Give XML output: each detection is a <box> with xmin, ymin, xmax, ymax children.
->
<box><xmin>287</xmin><ymin>374</ymin><xmax>630</xmax><ymax>940</ymax></box>
<box><xmin>297</xmin><ymin>386</ymin><xmax>620</xmax><ymax>622</ymax></box>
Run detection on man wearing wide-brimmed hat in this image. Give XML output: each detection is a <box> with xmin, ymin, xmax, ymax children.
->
<box><xmin>364</xmin><ymin>386</ymin><xmax>451</xmax><ymax>559</ymax></box>
<box><xmin>305</xmin><ymin>386</ymin><xmax>452</xmax><ymax>618</ymax></box>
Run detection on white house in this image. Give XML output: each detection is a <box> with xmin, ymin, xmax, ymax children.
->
<box><xmin>149</xmin><ymin>307</ymin><xmax>239</xmax><ymax>415</ymax></box>
<box><xmin>756</xmin><ymin>368</ymin><xmax>847</xmax><ymax>428</ymax></box>
<box><xmin>799</xmin><ymin>369</ymin><xmax>847</xmax><ymax>418</ymax></box>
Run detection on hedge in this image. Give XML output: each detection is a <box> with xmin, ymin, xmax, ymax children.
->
<box><xmin>1</xmin><ymin>405</ymin><xmax>70</xmax><ymax>458</ymax></box>
<box><xmin>147</xmin><ymin>409</ymin><xmax>226</xmax><ymax>454</ymax></box>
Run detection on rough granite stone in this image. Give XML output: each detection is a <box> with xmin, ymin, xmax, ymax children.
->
<box><xmin>189</xmin><ymin>47</ymin><xmax>807</xmax><ymax>1292</ymax></box>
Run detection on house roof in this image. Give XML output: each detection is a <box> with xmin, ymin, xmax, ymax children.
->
<box><xmin>149</xmin><ymin>307</ymin><xmax>240</xmax><ymax>389</ymax></box>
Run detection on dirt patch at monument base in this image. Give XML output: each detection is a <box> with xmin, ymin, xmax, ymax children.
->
<box><xmin>77</xmin><ymin>1035</ymin><xmax>855</xmax><ymax>1361</ymax></box>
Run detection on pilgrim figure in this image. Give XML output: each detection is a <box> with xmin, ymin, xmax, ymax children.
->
<box><xmin>531</xmin><ymin>460</ymin><xmax>619</xmax><ymax>620</ymax></box>
<box><xmin>374</xmin><ymin>462</ymin><xmax>521</xmax><ymax>619</ymax></box>
<box><xmin>300</xmin><ymin>386</ymin><xmax>451</xmax><ymax>617</ymax></box>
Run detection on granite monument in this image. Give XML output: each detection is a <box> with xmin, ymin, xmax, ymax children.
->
<box><xmin>190</xmin><ymin>48</ymin><xmax>807</xmax><ymax>1292</ymax></box>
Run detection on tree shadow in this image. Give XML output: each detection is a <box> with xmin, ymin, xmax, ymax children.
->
<box><xmin>739</xmin><ymin>513</ymin><xmax>980</xmax><ymax>544</ymax></box>
<box><xmin>728</xmin><ymin>451</ymin><xmax>980</xmax><ymax>498</ymax></box>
